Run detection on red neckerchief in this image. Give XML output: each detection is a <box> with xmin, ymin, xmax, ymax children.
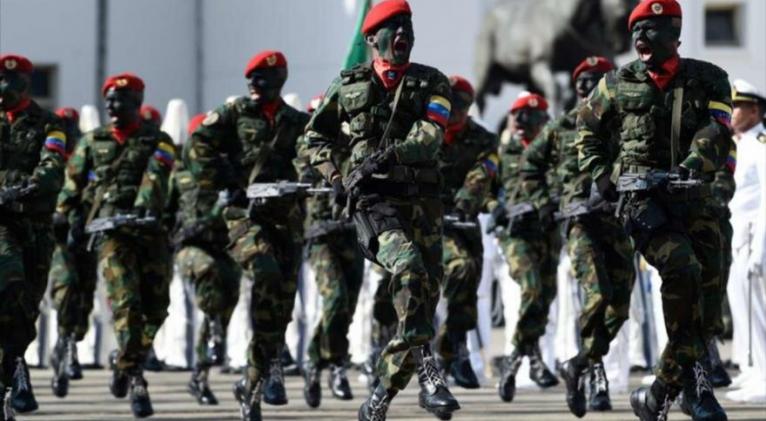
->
<box><xmin>373</xmin><ymin>58</ymin><xmax>411</xmax><ymax>90</ymax></box>
<box><xmin>647</xmin><ymin>55</ymin><xmax>680</xmax><ymax>91</ymax></box>
<box><xmin>444</xmin><ymin>120</ymin><xmax>467</xmax><ymax>145</ymax></box>
<box><xmin>521</xmin><ymin>137</ymin><xmax>532</xmax><ymax>148</ymax></box>
<box><xmin>111</xmin><ymin>120</ymin><xmax>141</xmax><ymax>145</ymax></box>
<box><xmin>261</xmin><ymin>99</ymin><xmax>282</xmax><ymax>126</ymax></box>
<box><xmin>4</xmin><ymin>98</ymin><xmax>31</xmax><ymax>123</ymax></box>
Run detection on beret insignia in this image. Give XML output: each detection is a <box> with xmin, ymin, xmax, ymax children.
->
<box><xmin>528</xmin><ymin>97</ymin><xmax>538</xmax><ymax>108</ymax></box>
<box><xmin>4</xmin><ymin>59</ymin><xmax>17</xmax><ymax>70</ymax></box>
<box><xmin>116</xmin><ymin>78</ymin><xmax>128</xmax><ymax>87</ymax></box>
<box><xmin>267</xmin><ymin>55</ymin><xmax>277</xmax><ymax>66</ymax></box>
<box><xmin>587</xmin><ymin>57</ymin><xmax>598</xmax><ymax>66</ymax></box>
<box><xmin>652</xmin><ymin>3</ymin><xmax>663</xmax><ymax>14</ymax></box>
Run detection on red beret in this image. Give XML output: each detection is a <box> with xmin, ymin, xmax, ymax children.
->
<box><xmin>244</xmin><ymin>50</ymin><xmax>287</xmax><ymax>78</ymax></box>
<box><xmin>102</xmin><ymin>73</ymin><xmax>145</xmax><ymax>96</ymax></box>
<box><xmin>362</xmin><ymin>0</ymin><xmax>412</xmax><ymax>35</ymax></box>
<box><xmin>140</xmin><ymin>105</ymin><xmax>161</xmax><ymax>124</ymax></box>
<box><xmin>0</xmin><ymin>54</ymin><xmax>33</xmax><ymax>74</ymax></box>
<box><xmin>510</xmin><ymin>92</ymin><xmax>548</xmax><ymax>113</ymax></box>
<box><xmin>188</xmin><ymin>113</ymin><xmax>206</xmax><ymax>135</ymax></box>
<box><xmin>572</xmin><ymin>56</ymin><xmax>614</xmax><ymax>81</ymax></box>
<box><xmin>55</xmin><ymin>107</ymin><xmax>80</xmax><ymax>123</ymax></box>
<box><xmin>449</xmin><ymin>75</ymin><xmax>475</xmax><ymax>100</ymax></box>
<box><xmin>628</xmin><ymin>0</ymin><xmax>682</xmax><ymax>30</ymax></box>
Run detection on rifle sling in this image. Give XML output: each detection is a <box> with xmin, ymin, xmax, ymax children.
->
<box><xmin>670</xmin><ymin>86</ymin><xmax>683</xmax><ymax>168</ymax></box>
<box><xmin>379</xmin><ymin>80</ymin><xmax>405</xmax><ymax>150</ymax></box>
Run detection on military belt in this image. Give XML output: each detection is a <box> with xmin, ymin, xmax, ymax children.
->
<box><xmin>382</xmin><ymin>165</ymin><xmax>439</xmax><ymax>184</ymax></box>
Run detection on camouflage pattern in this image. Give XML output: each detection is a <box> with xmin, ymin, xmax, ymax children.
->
<box><xmin>0</xmin><ymin>100</ymin><xmax>66</xmax><ymax>384</ymax></box>
<box><xmin>185</xmin><ymin>97</ymin><xmax>309</xmax><ymax>383</ymax></box>
<box><xmin>577</xmin><ymin>58</ymin><xmax>733</xmax><ymax>387</ymax></box>
<box><xmin>706</xmin><ymin>160</ymin><xmax>736</xmax><ymax>339</ymax></box>
<box><xmin>58</xmin><ymin>122</ymin><xmax>175</xmax><ymax>371</ymax></box>
<box><xmin>49</xmin><ymin>243</ymin><xmax>98</xmax><ymax>340</ymax></box>
<box><xmin>305</xmin><ymin>62</ymin><xmax>452</xmax><ymax>392</ymax></box>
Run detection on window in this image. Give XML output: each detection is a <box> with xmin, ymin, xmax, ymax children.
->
<box><xmin>705</xmin><ymin>5</ymin><xmax>742</xmax><ymax>46</ymax></box>
<box><xmin>29</xmin><ymin>65</ymin><xmax>57</xmax><ymax>110</ymax></box>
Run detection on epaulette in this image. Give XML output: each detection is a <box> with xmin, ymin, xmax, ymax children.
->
<box><xmin>340</xmin><ymin>64</ymin><xmax>372</xmax><ymax>85</ymax></box>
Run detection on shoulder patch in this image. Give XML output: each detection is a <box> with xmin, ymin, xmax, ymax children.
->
<box><xmin>202</xmin><ymin>112</ymin><xmax>219</xmax><ymax>126</ymax></box>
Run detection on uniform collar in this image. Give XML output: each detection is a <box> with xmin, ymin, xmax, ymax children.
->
<box><xmin>261</xmin><ymin>98</ymin><xmax>283</xmax><ymax>126</ymax></box>
<box><xmin>372</xmin><ymin>58</ymin><xmax>411</xmax><ymax>90</ymax></box>
<box><xmin>111</xmin><ymin>120</ymin><xmax>142</xmax><ymax>145</ymax></box>
<box><xmin>4</xmin><ymin>97</ymin><xmax>32</xmax><ymax>123</ymax></box>
<box><xmin>646</xmin><ymin>55</ymin><xmax>680</xmax><ymax>91</ymax></box>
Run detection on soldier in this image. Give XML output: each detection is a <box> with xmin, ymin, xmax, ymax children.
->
<box><xmin>165</xmin><ymin>114</ymin><xmax>241</xmax><ymax>406</ymax></box>
<box><xmin>185</xmin><ymin>50</ymin><xmax>309</xmax><ymax>421</ymax></box>
<box><xmin>435</xmin><ymin>75</ymin><xmax>498</xmax><ymax>389</ymax></box>
<box><xmin>297</xmin><ymin>96</ymin><xmax>365</xmax><ymax>408</ymax></box>
<box><xmin>57</xmin><ymin>73</ymin><xmax>174</xmax><ymax>418</ymax></box>
<box><xmin>49</xmin><ymin>106</ymin><xmax>99</xmax><ymax>398</ymax></box>
<box><xmin>304</xmin><ymin>1</ymin><xmax>460</xmax><ymax>419</ymax></box>
<box><xmin>521</xmin><ymin>56</ymin><xmax>635</xmax><ymax>416</ymax></box>
<box><xmin>576</xmin><ymin>1</ymin><xmax>730</xmax><ymax>419</ymax></box>
<box><xmin>494</xmin><ymin>92</ymin><xmax>560</xmax><ymax>403</ymax></box>
<box><xmin>0</xmin><ymin>53</ymin><xmax>66</xmax><ymax>420</ymax></box>
<box><xmin>140</xmin><ymin>105</ymin><xmax>162</xmax><ymax>129</ymax></box>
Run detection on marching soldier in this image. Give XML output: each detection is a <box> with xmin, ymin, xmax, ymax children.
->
<box><xmin>577</xmin><ymin>1</ymin><xmax>730</xmax><ymax>419</ymax></box>
<box><xmin>0</xmin><ymin>54</ymin><xmax>67</xmax><ymax>419</ymax></box>
<box><xmin>185</xmin><ymin>51</ymin><xmax>309</xmax><ymax>421</ymax></box>
<box><xmin>58</xmin><ymin>73</ymin><xmax>174</xmax><ymax>418</ymax></box>
<box><xmin>140</xmin><ymin>105</ymin><xmax>162</xmax><ymax>129</ymax></box>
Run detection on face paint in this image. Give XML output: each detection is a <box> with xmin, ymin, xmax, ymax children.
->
<box><xmin>631</xmin><ymin>17</ymin><xmax>680</xmax><ymax>70</ymax></box>
<box><xmin>0</xmin><ymin>71</ymin><xmax>30</xmax><ymax>110</ymax></box>
<box><xmin>104</xmin><ymin>88</ymin><xmax>142</xmax><ymax>128</ymax></box>
<box><xmin>511</xmin><ymin>108</ymin><xmax>548</xmax><ymax>141</ymax></box>
<box><xmin>247</xmin><ymin>67</ymin><xmax>287</xmax><ymax>104</ymax></box>
<box><xmin>575</xmin><ymin>71</ymin><xmax>603</xmax><ymax>99</ymax></box>
<box><xmin>371</xmin><ymin>15</ymin><xmax>414</xmax><ymax>65</ymax></box>
<box><xmin>447</xmin><ymin>90</ymin><xmax>472</xmax><ymax>126</ymax></box>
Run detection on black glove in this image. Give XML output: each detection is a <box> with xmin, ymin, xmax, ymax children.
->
<box><xmin>538</xmin><ymin>203</ymin><xmax>557</xmax><ymax>229</ymax></box>
<box><xmin>595</xmin><ymin>174</ymin><xmax>619</xmax><ymax>203</ymax></box>
<box><xmin>68</xmin><ymin>214</ymin><xmax>86</xmax><ymax>249</ymax></box>
<box><xmin>331</xmin><ymin>178</ymin><xmax>347</xmax><ymax>207</ymax></box>
<box><xmin>360</xmin><ymin>148</ymin><xmax>395</xmax><ymax>178</ymax></box>
<box><xmin>491</xmin><ymin>204</ymin><xmax>509</xmax><ymax>228</ymax></box>
<box><xmin>52</xmin><ymin>212</ymin><xmax>69</xmax><ymax>243</ymax></box>
<box><xmin>669</xmin><ymin>165</ymin><xmax>691</xmax><ymax>181</ymax></box>
<box><xmin>224</xmin><ymin>186</ymin><xmax>248</xmax><ymax>208</ymax></box>
<box><xmin>454</xmin><ymin>200</ymin><xmax>472</xmax><ymax>222</ymax></box>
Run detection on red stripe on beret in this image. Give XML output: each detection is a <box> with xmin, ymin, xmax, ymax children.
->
<box><xmin>449</xmin><ymin>75</ymin><xmax>475</xmax><ymax>100</ymax></box>
<box><xmin>572</xmin><ymin>56</ymin><xmax>614</xmax><ymax>81</ymax></box>
<box><xmin>244</xmin><ymin>50</ymin><xmax>287</xmax><ymax>78</ymax></box>
<box><xmin>0</xmin><ymin>54</ymin><xmax>33</xmax><ymax>74</ymax></box>
<box><xmin>510</xmin><ymin>92</ymin><xmax>548</xmax><ymax>113</ymax></box>
<box><xmin>362</xmin><ymin>0</ymin><xmax>412</xmax><ymax>35</ymax></box>
<box><xmin>628</xmin><ymin>0</ymin><xmax>682</xmax><ymax>30</ymax></box>
<box><xmin>102</xmin><ymin>73</ymin><xmax>145</xmax><ymax>96</ymax></box>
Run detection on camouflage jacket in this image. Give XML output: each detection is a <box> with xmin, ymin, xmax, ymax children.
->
<box><xmin>710</xmin><ymin>141</ymin><xmax>737</xmax><ymax>214</ymax></box>
<box><xmin>439</xmin><ymin>118</ymin><xmax>499</xmax><ymax>217</ymax></box>
<box><xmin>304</xmin><ymin>62</ymin><xmax>452</xmax><ymax>198</ymax></box>
<box><xmin>0</xmin><ymin>100</ymin><xmax>67</xmax><ymax>220</ymax></box>
<box><xmin>57</xmin><ymin>122</ymin><xmax>174</xmax><ymax>229</ymax></box>
<box><xmin>577</xmin><ymin>58</ymin><xmax>733</xmax><ymax>182</ymax></box>
<box><xmin>498</xmin><ymin>130</ymin><xmax>558</xmax><ymax>208</ymax></box>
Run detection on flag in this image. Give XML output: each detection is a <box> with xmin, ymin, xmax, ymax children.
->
<box><xmin>343</xmin><ymin>0</ymin><xmax>372</xmax><ymax>70</ymax></box>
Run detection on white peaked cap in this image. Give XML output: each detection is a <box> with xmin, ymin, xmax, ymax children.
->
<box><xmin>79</xmin><ymin>105</ymin><xmax>101</xmax><ymax>132</ymax></box>
<box><xmin>732</xmin><ymin>79</ymin><xmax>766</xmax><ymax>103</ymax></box>
<box><xmin>283</xmin><ymin>93</ymin><xmax>303</xmax><ymax>111</ymax></box>
<box><xmin>161</xmin><ymin>99</ymin><xmax>190</xmax><ymax>146</ymax></box>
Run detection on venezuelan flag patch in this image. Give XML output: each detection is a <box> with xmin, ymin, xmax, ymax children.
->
<box><xmin>725</xmin><ymin>147</ymin><xmax>736</xmax><ymax>173</ymax></box>
<box><xmin>426</xmin><ymin>95</ymin><xmax>451</xmax><ymax>128</ymax></box>
<box><xmin>708</xmin><ymin>101</ymin><xmax>732</xmax><ymax>127</ymax></box>
<box><xmin>44</xmin><ymin>131</ymin><xmax>67</xmax><ymax>156</ymax></box>
<box><xmin>153</xmin><ymin>142</ymin><xmax>175</xmax><ymax>168</ymax></box>
<box><xmin>482</xmin><ymin>153</ymin><xmax>499</xmax><ymax>178</ymax></box>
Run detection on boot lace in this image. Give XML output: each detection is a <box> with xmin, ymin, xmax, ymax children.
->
<box><xmin>3</xmin><ymin>390</ymin><xmax>15</xmax><ymax>419</ymax></box>
<box><xmin>269</xmin><ymin>359</ymin><xmax>284</xmax><ymax>385</ymax></box>
<box><xmin>14</xmin><ymin>358</ymin><xmax>29</xmax><ymax>392</ymax></box>
<box><xmin>131</xmin><ymin>376</ymin><xmax>148</xmax><ymax>397</ymax></box>
<box><xmin>592</xmin><ymin>363</ymin><xmax>608</xmax><ymax>394</ymax></box>
<box><xmin>503</xmin><ymin>354</ymin><xmax>522</xmax><ymax>378</ymax></box>
<box><xmin>331</xmin><ymin>364</ymin><xmax>347</xmax><ymax>380</ymax></box>
<box><xmin>693</xmin><ymin>362</ymin><xmax>713</xmax><ymax>397</ymax></box>
<box><xmin>249</xmin><ymin>380</ymin><xmax>263</xmax><ymax>406</ymax></box>
<box><xmin>421</xmin><ymin>354</ymin><xmax>447</xmax><ymax>388</ymax></box>
<box><xmin>657</xmin><ymin>392</ymin><xmax>673</xmax><ymax>421</ymax></box>
<box><xmin>369</xmin><ymin>393</ymin><xmax>391</xmax><ymax>421</ymax></box>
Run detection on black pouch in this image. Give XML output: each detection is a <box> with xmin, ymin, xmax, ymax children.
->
<box><xmin>352</xmin><ymin>200</ymin><xmax>402</xmax><ymax>264</ymax></box>
<box><xmin>624</xmin><ymin>198</ymin><xmax>668</xmax><ymax>250</ymax></box>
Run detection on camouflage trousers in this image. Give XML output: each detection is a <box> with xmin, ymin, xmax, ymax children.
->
<box><xmin>626</xmin><ymin>193</ymin><xmax>721</xmax><ymax>387</ymax></box>
<box><xmin>436</xmin><ymin>225</ymin><xmax>483</xmax><ymax>364</ymax></box>
<box><xmin>50</xmin><ymin>243</ymin><xmax>98</xmax><ymax>341</ymax></box>
<box><xmin>0</xmin><ymin>222</ymin><xmax>53</xmax><ymax>385</ymax></box>
<box><xmin>98</xmin><ymin>232</ymin><xmax>171</xmax><ymax>371</ymax></box>
<box><xmin>175</xmin><ymin>243</ymin><xmax>241</xmax><ymax>366</ymax></box>
<box><xmin>499</xmin><ymin>226</ymin><xmax>559</xmax><ymax>353</ymax></box>
<box><xmin>707</xmin><ymin>214</ymin><xmax>733</xmax><ymax>338</ymax></box>
<box><xmin>566</xmin><ymin>213</ymin><xmax>634</xmax><ymax>362</ymax></box>
<box><xmin>228</xmin><ymin>217</ymin><xmax>300</xmax><ymax>383</ymax></box>
<box><xmin>306</xmin><ymin>228</ymin><xmax>365</xmax><ymax>367</ymax></box>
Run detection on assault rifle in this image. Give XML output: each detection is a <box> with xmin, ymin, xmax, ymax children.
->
<box><xmin>554</xmin><ymin>186</ymin><xmax>614</xmax><ymax>221</ymax></box>
<box><xmin>343</xmin><ymin>149</ymin><xmax>393</xmax><ymax>217</ymax></box>
<box><xmin>485</xmin><ymin>201</ymin><xmax>536</xmax><ymax>234</ymax></box>
<box><xmin>85</xmin><ymin>214</ymin><xmax>158</xmax><ymax>251</ymax></box>
<box><xmin>616</xmin><ymin>170</ymin><xmax>704</xmax><ymax>193</ymax></box>
<box><xmin>173</xmin><ymin>190</ymin><xmax>228</xmax><ymax>246</ymax></box>
<box><xmin>0</xmin><ymin>182</ymin><xmax>38</xmax><ymax>212</ymax></box>
<box><xmin>305</xmin><ymin>220</ymin><xmax>355</xmax><ymax>239</ymax></box>
<box><xmin>444</xmin><ymin>214</ymin><xmax>478</xmax><ymax>230</ymax></box>
<box><xmin>246</xmin><ymin>181</ymin><xmax>332</xmax><ymax>205</ymax></box>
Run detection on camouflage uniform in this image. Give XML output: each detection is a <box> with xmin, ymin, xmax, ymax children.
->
<box><xmin>185</xmin><ymin>97</ymin><xmax>309</xmax><ymax>384</ymax></box>
<box><xmin>708</xmin><ymin>162</ymin><xmax>735</xmax><ymax>339</ymax></box>
<box><xmin>577</xmin><ymin>58</ymin><xmax>732</xmax><ymax>388</ymax></box>
<box><xmin>0</xmin><ymin>100</ymin><xmax>66</xmax><ymax>385</ymax></box>
<box><xmin>521</xmin><ymin>108</ymin><xmax>634</xmax><ymax>362</ymax></box>
<box><xmin>58</xmin><ymin>123</ymin><xmax>174</xmax><ymax>372</ymax></box>
<box><xmin>305</xmin><ymin>62</ymin><xmax>452</xmax><ymax>392</ymax></box>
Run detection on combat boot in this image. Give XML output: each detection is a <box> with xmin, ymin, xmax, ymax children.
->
<box><xmin>2</xmin><ymin>385</ymin><xmax>15</xmax><ymax>421</ymax></box>
<box><xmin>188</xmin><ymin>364</ymin><xmax>218</xmax><ymax>405</ymax></box>
<box><xmin>588</xmin><ymin>362</ymin><xmax>611</xmax><ymax>411</ymax></box>
<box><xmin>10</xmin><ymin>357</ymin><xmax>37</xmax><ymax>413</ymax></box>
<box><xmin>233</xmin><ymin>377</ymin><xmax>263</xmax><ymax>421</ymax></box>
<box><xmin>706</xmin><ymin>339</ymin><xmax>731</xmax><ymax>388</ymax></box>
<box><xmin>328</xmin><ymin>362</ymin><xmax>353</xmax><ymax>400</ymax></box>
<box><xmin>358</xmin><ymin>384</ymin><xmax>396</xmax><ymax>421</ymax></box>
<box><xmin>206</xmin><ymin>316</ymin><xmax>225</xmax><ymax>366</ymax></box>
<box><xmin>415</xmin><ymin>345</ymin><xmax>460</xmax><ymax>420</ymax></box>
<box><xmin>262</xmin><ymin>357</ymin><xmax>287</xmax><ymax>405</ymax></box>
<box><xmin>630</xmin><ymin>378</ymin><xmax>678</xmax><ymax>421</ymax></box>
<box><xmin>128</xmin><ymin>370</ymin><xmax>154</xmax><ymax>418</ymax></box>
<box><xmin>678</xmin><ymin>362</ymin><xmax>728</xmax><ymax>421</ymax></box>
<box><xmin>142</xmin><ymin>347</ymin><xmax>163</xmax><ymax>372</ymax></box>
<box><xmin>67</xmin><ymin>335</ymin><xmax>83</xmax><ymax>380</ymax></box>
<box><xmin>497</xmin><ymin>349</ymin><xmax>522</xmax><ymax>402</ymax></box>
<box><xmin>447</xmin><ymin>331</ymin><xmax>479</xmax><ymax>389</ymax></box>
<box><xmin>528</xmin><ymin>344</ymin><xmax>558</xmax><ymax>388</ymax></box>
<box><xmin>559</xmin><ymin>355</ymin><xmax>588</xmax><ymax>417</ymax></box>
<box><xmin>302</xmin><ymin>360</ymin><xmax>321</xmax><ymax>408</ymax></box>
<box><xmin>108</xmin><ymin>350</ymin><xmax>129</xmax><ymax>398</ymax></box>
<box><xmin>50</xmin><ymin>336</ymin><xmax>70</xmax><ymax>398</ymax></box>
<box><xmin>281</xmin><ymin>347</ymin><xmax>300</xmax><ymax>376</ymax></box>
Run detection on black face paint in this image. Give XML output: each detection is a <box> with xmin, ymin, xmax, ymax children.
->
<box><xmin>575</xmin><ymin>71</ymin><xmax>603</xmax><ymax>99</ymax></box>
<box><xmin>372</xmin><ymin>15</ymin><xmax>414</xmax><ymax>65</ymax></box>
<box><xmin>104</xmin><ymin>88</ymin><xmax>142</xmax><ymax>128</ymax></box>
<box><xmin>632</xmin><ymin>17</ymin><xmax>680</xmax><ymax>70</ymax></box>
<box><xmin>448</xmin><ymin>90</ymin><xmax>472</xmax><ymax>125</ymax></box>
<box><xmin>0</xmin><ymin>71</ymin><xmax>30</xmax><ymax>110</ymax></box>
<box><xmin>512</xmin><ymin>108</ymin><xmax>548</xmax><ymax>140</ymax></box>
<box><xmin>247</xmin><ymin>67</ymin><xmax>287</xmax><ymax>104</ymax></box>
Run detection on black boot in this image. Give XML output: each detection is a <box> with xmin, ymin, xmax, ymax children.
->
<box><xmin>529</xmin><ymin>345</ymin><xmax>558</xmax><ymax>388</ymax></box>
<box><xmin>128</xmin><ymin>371</ymin><xmax>153</xmax><ymax>418</ymax></box>
<box><xmin>188</xmin><ymin>364</ymin><xmax>218</xmax><ymax>405</ymax></box>
<box><xmin>358</xmin><ymin>384</ymin><xmax>396</xmax><ymax>421</ymax></box>
<box><xmin>67</xmin><ymin>335</ymin><xmax>83</xmax><ymax>380</ymax></box>
<box><xmin>10</xmin><ymin>358</ymin><xmax>37</xmax><ymax>413</ymax></box>
<box><xmin>329</xmin><ymin>363</ymin><xmax>353</xmax><ymax>400</ymax></box>
<box><xmin>707</xmin><ymin>339</ymin><xmax>731</xmax><ymax>388</ymax></box>
<box><xmin>233</xmin><ymin>377</ymin><xmax>263</xmax><ymax>421</ymax></box>
<box><xmin>50</xmin><ymin>336</ymin><xmax>70</xmax><ymax>398</ymax></box>
<box><xmin>630</xmin><ymin>379</ymin><xmax>678</xmax><ymax>421</ymax></box>
<box><xmin>559</xmin><ymin>355</ymin><xmax>588</xmax><ymax>418</ymax></box>
<box><xmin>143</xmin><ymin>347</ymin><xmax>163</xmax><ymax>372</ymax></box>
<box><xmin>109</xmin><ymin>350</ymin><xmax>129</xmax><ymax>399</ymax></box>
<box><xmin>303</xmin><ymin>361</ymin><xmax>321</xmax><ymax>408</ymax></box>
<box><xmin>281</xmin><ymin>347</ymin><xmax>300</xmax><ymax>376</ymax></box>
<box><xmin>416</xmin><ymin>345</ymin><xmax>460</xmax><ymax>420</ymax></box>
<box><xmin>679</xmin><ymin>362</ymin><xmax>728</xmax><ymax>421</ymax></box>
<box><xmin>2</xmin><ymin>385</ymin><xmax>15</xmax><ymax>421</ymax></box>
<box><xmin>262</xmin><ymin>357</ymin><xmax>287</xmax><ymax>405</ymax></box>
<box><xmin>206</xmin><ymin>316</ymin><xmax>225</xmax><ymax>366</ymax></box>
<box><xmin>497</xmin><ymin>349</ymin><xmax>522</xmax><ymax>402</ymax></box>
<box><xmin>588</xmin><ymin>362</ymin><xmax>611</xmax><ymax>411</ymax></box>
<box><xmin>447</xmin><ymin>331</ymin><xmax>479</xmax><ymax>389</ymax></box>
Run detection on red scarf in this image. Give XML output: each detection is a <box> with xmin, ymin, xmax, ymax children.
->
<box><xmin>111</xmin><ymin>120</ymin><xmax>141</xmax><ymax>145</ymax></box>
<box><xmin>261</xmin><ymin>99</ymin><xmax>282</xmax><ymax>126</ymax></box>
<box><xmin>444</xmin><ymin>121</ymin><xmax>466</xmax><ymax>145</ymax></box>
<box><xmin>373</xmin><ymin>58</ymin><xmax>411</xmax><ymax>90</ymax></box>
<box><xmin>4</xmin><ymin>98</ymin><xmax>31</xmax><ymax>123</ymax></box>
<box><xmin>647</xmin><ymin>55</ymin><xmax>680</xmax><ymax>91</ymax></box>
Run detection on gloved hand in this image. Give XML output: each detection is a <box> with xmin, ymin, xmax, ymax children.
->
<box><xmin>669</xmin><ymin>165</ymin><xmax>698</xmax><ymax>181</ymax></box>
<box><xmin>595</xmin><ymin>174</ymin><xmax>619</xmax><ymax>203</ymax></box>
<box><xmin>538</xmin><ymin>203</ymin><xmax>557</xmax><ymax>230</ymax></box>
<box><xmin>67</xmin><ymin>214</ymin><xmax>86</xmax><ymax>249</ymax></box>
<box><xmin>491</xmin><ymin>204</ymin><xmax>509</xmax><ymax>228</ymax></box>
<box><xmin>359</xmin><ymin>148</ymin><xmax>395</xmax><ymax>178</ymax></box>
<box><xmin>454</xmin><ymin>200</ymin><xmax>472</xmax><ymax>222</ymax></box>
<box><xmin>331</xmin><ymin>177</ymin><xmax>347</xmax><ymax>207</ymax></box>
<box><xmin>52</xmin><ymin>212</ymin><xmax>69</xmax><ymax>243</ymax></box>
<box><xmin>224</xmin><ymin>186</ymin><xmax>248</xmax><ymax>208</ymax></box>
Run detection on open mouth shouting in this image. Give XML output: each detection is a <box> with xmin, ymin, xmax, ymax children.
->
<box><xmin>636</xmin><ymin>40</ymin><xmax>653</xmax><ymax>62</ymax></box>
<box><xmin>393</xmin><ymin>34</ymin><xmax>409</xmax><ymax>55</ymax></box>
